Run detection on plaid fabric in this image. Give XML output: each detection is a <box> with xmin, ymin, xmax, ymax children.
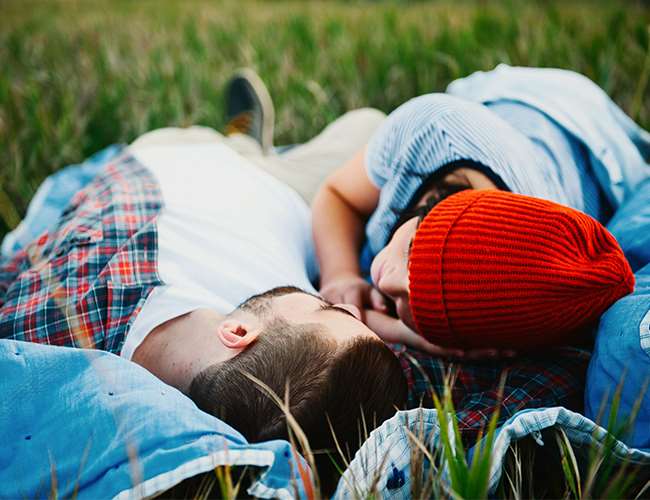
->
<box><xmin>392</xmin><ymin>345</ymin><xmax>590</xmax><ymax>447</ymax></box>
<box><xmin>0</xmin><ymin>153</ymin><xmax>163</xmax><ymax>354</ymax></box>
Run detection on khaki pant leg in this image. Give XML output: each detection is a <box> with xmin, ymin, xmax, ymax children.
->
<box><xmin>249</xmin><ymin>108</ymin><xmax>386</xmax><ymax>203</ymax></box>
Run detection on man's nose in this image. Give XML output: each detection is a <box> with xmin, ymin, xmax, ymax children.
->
<box><xmin>334</xmin><ymin>303</ymin><xmax>362</xmax><ymax>321</ymax></box>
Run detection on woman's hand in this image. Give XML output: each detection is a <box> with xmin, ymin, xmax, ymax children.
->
<box><xmin>320</xmin><ymin>274</ymin><xmax>388</xmax><ymax>319</ymax></box>
<box><xmin>364</xmin><ymin>309</ymin><xmax>517</xmax><ymax>360</ymax></box>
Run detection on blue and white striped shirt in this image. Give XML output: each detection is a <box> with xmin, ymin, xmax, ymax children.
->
<box><xmin>364</xmin><ymin>65</ymin><xmax>650</xmax><ymax>257</ymax></box>
<box><xmin>364</xmin><ymin>93</ymin><xmax>606</xmax><ymax>256</ymax></box>
<box><xmin>487</xmin><ymin>100</ymin><xmax>610</xmax><ymax>222</ymax></box>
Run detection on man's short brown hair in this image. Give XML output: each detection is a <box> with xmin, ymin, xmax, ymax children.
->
<box><xmin>189</xmin><ymin>317</ymin><xmax>407</xmax><ymax>491</ymax></box>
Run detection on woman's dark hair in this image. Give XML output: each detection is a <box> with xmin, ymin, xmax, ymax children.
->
<box><xmin>390</xmin><ymin>180</ymin><xmax>470</xmax><ymax>240</ymax></box>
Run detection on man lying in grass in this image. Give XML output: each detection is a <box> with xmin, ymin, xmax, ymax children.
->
<box><xmin>0</xmin><ymin>71</ymin><xmax>407</xmax><ymax>490</ymax></box>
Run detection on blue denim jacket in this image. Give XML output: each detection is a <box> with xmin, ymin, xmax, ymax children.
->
<box><xmin>1</xmin><ymin>339</ymin><xmax>308</xmax><ymax>499</ymax></box>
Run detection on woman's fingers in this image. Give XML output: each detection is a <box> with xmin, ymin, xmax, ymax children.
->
<box><xmin>319</xmin><ymin>283</ymin><xmax>341</xmax><ymax>304</ymax></box>
<box><xmin>369</xmin><ymin>287</ymin><xmax>388</xmax><ymax>312</ymax></box>
<box><xmin>320</xmin><ymin>275</ymin><xmax>370</xmax><ymax>310</ymax></box>
<box><xmin>364</xmin><ymin>309</ymin><xmax>404</xmax><ymax>342</ymax></box>
<box><xmin>386</xmin><ymin>317</ymin><xmax>463</xmax><ymax>356</ymax></box>
<box><xmin>365</xmin><ymin>310</ymin><xmax>463</xmax><ymax>357</ymax></box>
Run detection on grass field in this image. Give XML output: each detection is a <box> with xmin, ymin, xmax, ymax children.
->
<box><xmin>1</xmin><ymin>0</ymin><xmax>649</xmax><ymax>240</ymax></box>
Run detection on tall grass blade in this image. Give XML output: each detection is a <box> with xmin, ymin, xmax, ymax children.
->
<box><xmin>554</xmin><ymin>428</ymin><xmax>581</xmax><ymax>499</ymax></box>
<box><xmin>244</xmin><ymin>372</ymin><xmax>320</xmax><ymax>500</ymax></box>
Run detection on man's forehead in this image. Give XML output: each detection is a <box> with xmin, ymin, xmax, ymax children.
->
<box><xmin>252</xmin><ymin>287</ymin><xmax>376</xmax><ymax>341</ymax></box>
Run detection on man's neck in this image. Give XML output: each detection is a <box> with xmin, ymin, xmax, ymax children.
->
<box><xmin>132</xmin><ymin>309</ymin><xmax>228</xmax><ymax>393</ymax></box>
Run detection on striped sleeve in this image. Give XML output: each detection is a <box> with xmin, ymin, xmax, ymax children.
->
<box><xmin>365</xmin><ymin>94</ymin><xmax>449</xmax><ymax>188</ymax></box>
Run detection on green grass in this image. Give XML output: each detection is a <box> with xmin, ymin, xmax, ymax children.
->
<box><xmin>1</xmin><ymin>0</ymin><xmax>649</xmax><ymax>239</ymax></box>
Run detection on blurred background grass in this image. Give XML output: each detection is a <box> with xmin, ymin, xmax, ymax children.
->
<box><xmin>1</xmin><ymin>0</ymin><xmax>649</xmax><ymax>240</ymax></box>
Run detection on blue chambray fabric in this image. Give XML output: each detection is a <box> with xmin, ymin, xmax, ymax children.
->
<box><xmin>0</xmin><ymin>339</ymin><xmax>308</xmax><ymax>499</ymax></box>
<box><xmin>364</xmin><ymin>92</ymin><xmax>571</xmax><ymax>256</ymax></box>
<box><xmin>583</xmin><ymin>179</ymin><xmax>650</xmax><ymax>449</ymax></box>
<box><xmin>606</xmin><ymin>177</ymin><xmax>650</xmax><ymax>273</ymax></box>
<box><xmin>334</xmin><ymin>407</ymin><xmax>650</xmax><ymax>498</ymax></box>
<box><xmin>486</xmin><ymin>100</ymin><xmax>611</xmax><ymax>222</ymax></box>
<box><xmin>1</xmin><ymin>144</ymin><xmax>124</xmax><ymax>257</ymax></box>
<box><xmin>448</xmin><ymin>64</ymin><xmax>650</xmax><ymax>209</ymax></box>
<box><xmin>585</xmin><ymin>262</ymin><xmax>650</xmax><ymax>449</ymax></box>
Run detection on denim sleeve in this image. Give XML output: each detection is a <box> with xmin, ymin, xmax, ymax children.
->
<box><xmin>587</xmin><ymin>179</ymin><xmax>650</xmax><ymax>450</ymax></box>
<box><xmin>584</xmin><ymin>262</ymin><xmax>650</xmax><ymax>449</ymax></box>
<box><xmin>1</xmin><ymin>145</ymin><xmax>123</xmax><ymax>258</ymax></box>
<box><xmin>607</xmin><ymin>177</ymin><xmax>650</xmax><ymax>272</ymax></box>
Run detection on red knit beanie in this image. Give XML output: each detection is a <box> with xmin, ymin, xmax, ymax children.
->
<box><xmin>408</xmin><ymin>189</ymin><xmax>635</xmax><ymax>350</ymax></box>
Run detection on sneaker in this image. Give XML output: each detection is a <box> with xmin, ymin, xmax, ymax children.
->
<box><xmin>224</xmin><ymin>68</ymin><xmax>275</xmax><ymax>153</ymax></box>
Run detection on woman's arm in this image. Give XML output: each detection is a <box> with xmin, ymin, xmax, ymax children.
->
<box><xmin>312</xmin><ymin>147</ymin><xmax>385</xmax><ymax>312</ymax></box>
<box><xmin>364</xmin><ymin>310</ymin><xmax>516</xmax><ymax>360</ymax></box>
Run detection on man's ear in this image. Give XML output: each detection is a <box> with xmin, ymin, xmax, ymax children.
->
<box><xmin>216</xmin><ymin>319</ymin><xmax>261</xmax><ymax>349</ymax></box>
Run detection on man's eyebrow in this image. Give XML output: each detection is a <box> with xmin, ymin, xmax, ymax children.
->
<box><xmin>318</xmin><ymin>303</ymin><xmax>358</xmax><ymax>319</ymax></box>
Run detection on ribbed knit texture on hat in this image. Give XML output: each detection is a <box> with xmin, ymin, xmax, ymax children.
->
<box><xmin>408</xmin><ymin>190</ymin><xmax>635</xmax><ymax>350</ymax></box>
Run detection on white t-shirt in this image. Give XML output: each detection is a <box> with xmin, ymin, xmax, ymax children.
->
<box><xmin>121</xmin><ymin>142</ymin><xmax>318</xmax><ymax>360</ymax></box>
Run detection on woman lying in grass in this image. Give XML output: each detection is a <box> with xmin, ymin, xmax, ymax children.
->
<box><xmin>313</xmin><ymin>64</ymin><xmax>650</xmax><ymax>353</ymax></box>
<box><xmin>312</xmin><ymin>64</ymin><xmax>650</xmax><ymax>448</ymax></box>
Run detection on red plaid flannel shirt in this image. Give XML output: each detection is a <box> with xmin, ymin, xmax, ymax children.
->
<box><xmin>0</xmin><ymin>153</ymin><xmax>163</xmax><ymax>354</ymax></box>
